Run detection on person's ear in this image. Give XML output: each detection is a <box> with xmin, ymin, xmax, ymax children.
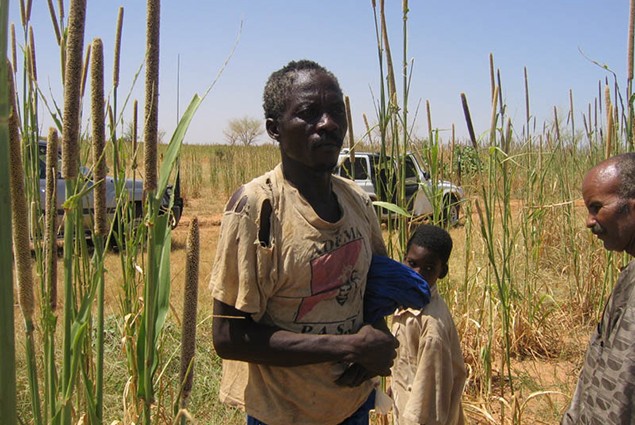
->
<box><xmin>266</xmin><ymin>118</ymin><xmax>280</xmax><ymax>141</ymax></box>
<box><xmin>439</xmin><ymin>264</ymin><xmax>449</xmax><ymax>279</ymax></box>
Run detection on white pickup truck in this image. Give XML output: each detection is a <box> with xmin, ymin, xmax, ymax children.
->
<box><xmin>37</xmin><ymin>139</ymin><xmax>183</xmax><ymax>237</ymax></box>
<box><xmin>334</xmin><ymin>149</ymin><xmax>464</xmax><ymax>225</ymax></box>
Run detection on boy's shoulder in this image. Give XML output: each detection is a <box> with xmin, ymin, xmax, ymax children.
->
<box><xmin>394</xmin><ymin>294</ymin><xmax>457</xmax><ymax>338</ymax></box>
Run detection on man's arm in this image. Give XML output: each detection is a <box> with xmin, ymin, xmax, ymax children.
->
<box><xmin>212</xmin><ymin>299</ymin><xmax>398</xmax><ymax>376</ymax></box>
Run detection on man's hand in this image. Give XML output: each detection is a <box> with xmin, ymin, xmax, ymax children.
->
<box><xmin>335</xmin><ymin>363</ymin><xmax>373</xmax><ymax>387</ymax></box>
<box><xmin>352</xmin><ymin>324</ymin><xmax>399</xmax><ymax>377</ymax></box>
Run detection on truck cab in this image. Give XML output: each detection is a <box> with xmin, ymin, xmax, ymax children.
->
<box><xmin>37</xmin><ymin>139</ymin><xmax>183</xmax><ymax>238</ymax></box>
<box><xmin>334</xmin><ymin>149</ymin><xmax>464</xmax><ymax>225</ymax></box>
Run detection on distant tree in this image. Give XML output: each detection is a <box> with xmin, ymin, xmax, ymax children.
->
<box><xmin>120</xmin><ymin>121</ymin><xmax>166</xmax><ymax>145</ymax></box>
<box><xmin>223</xmin><ymin>116</ymin><xmax>264</xmax><ymax>146</ymax></box>
<box><xmin>121</xmin><ymin>121</ymin><xmax>137</xmax><ymax>144</ymax></box>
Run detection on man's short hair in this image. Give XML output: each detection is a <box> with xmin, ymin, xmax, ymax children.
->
<box><xmin>406</xmin><ymin>224</ymin><xmax>453</xmax><ymax>264</ymax></box>
<box><xmin>613</xmin><ymin>152</ymin><xmax>635</xmax><ymax>199</ymax></box>
<box><xmin>262</xmin><ymin>60</ymin><xmax>341</xmax><ymax>121</ymax></box>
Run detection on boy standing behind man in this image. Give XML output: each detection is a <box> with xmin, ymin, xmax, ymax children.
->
<box><xmin>391</xmin><ymin>224</ymin><xmax>467</xmax><ymax>425</ymax></box>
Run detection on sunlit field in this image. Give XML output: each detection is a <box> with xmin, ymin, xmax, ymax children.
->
<box><xmin>4</xmin><ymin>0</ymin><xmax>635</xmax><ymax>424</ymax></box>
<box><xmin>11</xmin><ymin>133</ymin><xmax>624</xmax><ymax>424</ymax></box>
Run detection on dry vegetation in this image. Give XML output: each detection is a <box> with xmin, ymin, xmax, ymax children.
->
<box><xmin>15</xmin><ymin>141</ymin><xmax>615</xmax><ymax>424</ymax></box>
<box><xmin>168</xmin><ymin>142</ymin><xmax>601</xmax><ymax>424</ymax></box>
<box><xmin>3</xmin><ymin>0</ymin><xmax>635</xmax><ymax>424</ymax></box>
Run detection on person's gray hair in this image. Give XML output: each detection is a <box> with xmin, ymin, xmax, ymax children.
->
<box><xmin>611</xmin><ymin>153</ymin><xmax>635</xmax><ymax>199</ymax></box>
<box><xmin>262</xmin><ymin>59</ymin><xmax>341</xmax><ymax>121</ymax></box>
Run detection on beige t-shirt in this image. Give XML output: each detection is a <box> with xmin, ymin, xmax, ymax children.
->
<box><xmin>210</xmin><ymin>164</ymin><xmax>386</xmax><ymax>425</ymax></box>
<box><xmin>391</xmin><ymin>286</ymin><xmax>467</xmax><ymax>425</ymax></box>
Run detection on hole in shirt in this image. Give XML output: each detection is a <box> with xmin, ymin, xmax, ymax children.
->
<box><xmin>258</xmin><ymin>199</ymin><xmax>272</xmax><ymax>247</ymax></box>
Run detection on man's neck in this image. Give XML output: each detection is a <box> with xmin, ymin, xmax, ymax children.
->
<box><xmin>281</xmin><ymin>160</ymin><xmax>333</xmax><ymax>199</ymax></box>
<box><xmin>280</xmin><ymin>161</ymin><xmax>341</xmax><ymax>222</ymax></box>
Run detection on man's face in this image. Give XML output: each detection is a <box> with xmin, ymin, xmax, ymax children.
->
<box><xmin>267</xmin><ymin>70</ymin><xmax>347</xmax><ymax>172</ymax></box>
<box><xmin>582</xmin><ymin>163</ymin><xmax>635</xmax><ymax>255</ymax></box>
<box><xmin>404</xmin><ymin>244</ymin><xmax>446</xmax><ymax>287</ymax></box>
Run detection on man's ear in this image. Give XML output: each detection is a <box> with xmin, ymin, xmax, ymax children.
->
<box><xmin>439</xmin><ymin>264</ymin><xmax>449</xmax><ymax>279</ymax></box>
<box><xmin>266</xmin><ymin>118</ymin><xmax>280</xmax><ymax>141</ymax></box>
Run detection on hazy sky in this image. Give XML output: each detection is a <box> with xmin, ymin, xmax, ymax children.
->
<box><xmin>12</xmin><ymin>1</ymin><xmax>630</xmax><ymax>145</ymax></box>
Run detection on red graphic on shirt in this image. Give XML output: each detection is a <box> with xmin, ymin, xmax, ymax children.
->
<box><xmin>296</xmin><ymin>239</ymin><xmax>362</xmax><ymax>321</ymax></box>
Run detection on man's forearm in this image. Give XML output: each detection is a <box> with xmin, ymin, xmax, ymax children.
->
<box><xmin>213</xmin><ymin>299</ymin><xmax>360</xmax><ymax>366</ymax></box>
<box><xmin>213</xmin><ymin>299</ymin><xmax>397</xmax><ymax>374</ymax></box>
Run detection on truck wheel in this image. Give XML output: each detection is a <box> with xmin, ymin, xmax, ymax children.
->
<box><xmin>443</xmin><ymin>196</ymin><xmax>460</xmax><ymax>227</ymax></box>
<box><xmin>169</xmin><ymin>204</ymin><xmax>182</xmax><ymax>229</ymax></box>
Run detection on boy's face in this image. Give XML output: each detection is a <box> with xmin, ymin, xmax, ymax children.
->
<box><xmin>404</xmin><ymin>244</ymin><xmax>447</xmax><ymax>287</ymax></box>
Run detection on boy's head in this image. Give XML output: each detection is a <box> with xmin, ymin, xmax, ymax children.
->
<box><xmin>404</xmin><ymin>224</ymin><xmax>453</xmax><ymax>287</ymax></box>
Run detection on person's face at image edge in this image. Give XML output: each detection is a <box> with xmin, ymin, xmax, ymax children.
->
<box><xmin>583</xmin><ymin>164</ymin><xmax>635</xmax><ymax>256</ymax></box>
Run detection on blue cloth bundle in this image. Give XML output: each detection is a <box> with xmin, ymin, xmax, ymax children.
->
<box><xmin>364</xmin><ymin>254</ymin><xmax>431</xmax><ymax>323</ymax></box>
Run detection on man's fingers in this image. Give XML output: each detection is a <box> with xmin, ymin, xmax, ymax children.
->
<box><xmin>335</xmin><ymin>364</ymin><xmax>373</xmax><ymax>387</ymax></box>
